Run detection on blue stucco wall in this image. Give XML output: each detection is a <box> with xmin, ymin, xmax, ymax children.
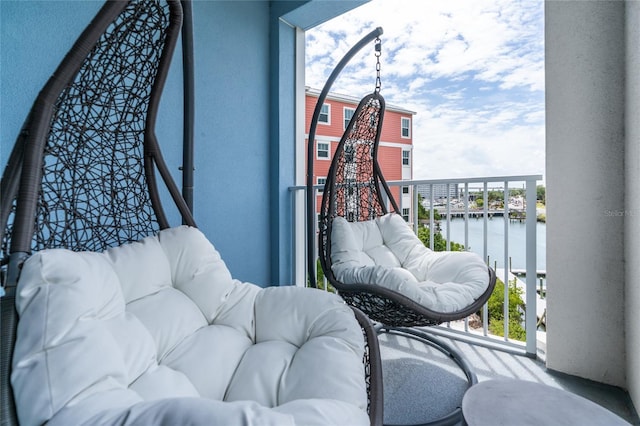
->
<box><xmin>189</xmin><ymin>1</ymin><xmax>273</xmax><ymax>285</ymax></box>
<box><xmin>0</xmin><ymin>2</ymin><xmax>104</xmax><ymax>163</ymax></box>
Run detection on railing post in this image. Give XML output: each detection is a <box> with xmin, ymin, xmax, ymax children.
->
<box><xmin>445</xmin><ymin>183</ymin><xmax>451</xmax><ymax>251</ymax></box>
<box><xmin>294</xmin><ymin>186</ymin><xmax>307</xmax><ymax>287</ymax></box>
<box><xmin>413</xmin><ymin>184</ymin><xmax>419</xmax><ymax>235</ymax></box>
<box><xmin>464</xmin><ymin>183</ymin><xmax>470</xmax><ymax>249</ymax></box>
<box><xmin>312</xmin><ymin>186</ymin><xmax>318</xmax><ymax>288</ymax></box>
<box><xmin>429</xmin><ymin>184</ymin><xmax>435</xmax><ymax>251</ymax></box>
<box><xmin>463</xmin><ymin>183</ymin><xmax>470</xmax><ymax>333</ymax></box>
<box><xmin>503</xmin><ymin>181</ymin><xmax>510</xmax><ymax>341</ymax></box>
<box><xmin>483</xmin><ymin>181</ymin><xmax>489</xmax><ymax>336</ymax></box>
<box><xmin>525</xmin><ymin>178</ymin><xmax>538</xmax><ymax>357</ymax></box>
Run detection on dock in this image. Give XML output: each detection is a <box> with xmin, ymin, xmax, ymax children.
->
<box><xmin>510</xmin><ymin>268</ymin><xmax>546</xmax><ymax>278</ymax></box>
<box><xmin>495</xmin><ymin>268</ymin><xmax>546</xmax><ymax>327</ymax></box>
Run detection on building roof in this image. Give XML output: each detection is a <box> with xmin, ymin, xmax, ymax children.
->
<box><xmin>305</xmin><ymin>87</ymin><xmax>417</xmax><ymax>116</ymax></box>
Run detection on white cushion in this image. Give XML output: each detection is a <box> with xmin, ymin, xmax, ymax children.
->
<box><xmin>331</xmin><ymin>213</ymin><xmax>491</xmax><ymax>313</ymax></box>
<box><xmin>129</xmin><ymin>365</ymin><xmax>200</xmax><ymax>400</ymax></box>
<box><xmin>12</xmin><ymin>226</ymin><xmax>368</xmax><ymax>426</ymax></box>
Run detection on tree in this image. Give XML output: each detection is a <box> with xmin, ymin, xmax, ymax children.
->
<box><xmin>417</xmin><ymin>226</ymin><xmax>464</xmax><ymax>252</ymax></box>
<box><xmin>486</xmin><ymin>277</ymin><xmax>526</xmax><ymax>341</ymax></box>
<box><xmin>537</xmin><ymin>185</ymin><xmax>546</xmax><ymax>204</ymax></box>
<box><xmin>469</xmin><ymin>190</ymin><xmax>506</xmax><ymax>208</ymax></box>
<box><xmin>487</xmin><ymin>190</ymin><xmax>504</xmax><ymax>203</ymax></box>
<box><xmin>417</xmin><ymin>194</ymin><xmax>429</xmax><ymax>220</ymax></box>
<box><xmin>417</xmin><ymin>194</ymin><xmax>441</xmax><ymax>220</ymax></box>
<box><xmin>509</xmin><ymin>188</ymin><xmax>525</xmax><ymax>197</ymax></box>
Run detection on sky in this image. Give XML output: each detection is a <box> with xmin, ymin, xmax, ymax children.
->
<box><xmin>305</xmin><ymin>0</ymin><xmax>545</xmax><ymax>182</ymax></box>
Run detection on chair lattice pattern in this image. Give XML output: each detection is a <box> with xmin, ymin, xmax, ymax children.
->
<box><xmin>321</xmin><ymin>93</ymin><xmax>388</xmax><ymax>225</ymax></box>
<box><xmin>341</xmin><ymin>291</ymin><xmax>442</xmax><ymax>328</ymax></box>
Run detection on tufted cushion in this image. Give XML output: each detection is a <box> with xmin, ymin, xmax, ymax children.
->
<box><xmin>12</xmin><ymin>226</ymin><xmax>368</xmax><ymax>426</ymax></box>
<box><xmin>331</xmin><ymin>213</ymin><xmax>491</xmax><ymax>313</ymax></box>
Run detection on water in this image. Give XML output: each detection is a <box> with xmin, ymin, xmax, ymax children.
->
<box><xmin>437</xmin><ymin>217</ymin><xmax>546</xmax><ymax>272</ymax></box>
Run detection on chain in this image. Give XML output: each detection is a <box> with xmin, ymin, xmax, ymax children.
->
<box><xmin>375</xmin><ymin>37</ymin><xmax>382</xmax><ymax>93</ymax></box>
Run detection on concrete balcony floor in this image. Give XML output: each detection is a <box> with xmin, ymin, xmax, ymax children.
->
<box><xmin>379</xmin><ymin>328</ymin><xmax>639</xmax><ymax>425</ymax></box>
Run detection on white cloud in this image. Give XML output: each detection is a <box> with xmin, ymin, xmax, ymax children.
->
<box><xmin>306</xmin><ymin>0</ymin><xmax>545</xmax><ymax>181</ymax></box>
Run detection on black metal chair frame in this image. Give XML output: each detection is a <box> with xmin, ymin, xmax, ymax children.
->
<box><xmin>306</xmin><ymin>28</ymin><xmax>497</xmax><ymax>426</ymax></box>
<box><xmin>0</xmin><ymin>2</ymin><xmax>382</xmax><ymax>425</ymax></box>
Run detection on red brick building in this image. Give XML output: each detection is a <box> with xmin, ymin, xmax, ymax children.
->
<box><xmin>305</xmin><ymin>87</ymin><xmax>416</xmax><ymax>222</ymax></box>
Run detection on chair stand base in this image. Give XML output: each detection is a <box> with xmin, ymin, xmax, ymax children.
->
<box><xmin>377</xmin><ymin>325</ymin><xmax>478</xmax><ymax>426</ymax></box>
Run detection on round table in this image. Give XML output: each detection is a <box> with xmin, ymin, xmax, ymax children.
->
<box><xmin>462</xmin><ymin>379</ymin><xmax>630</xmax><ymax>426</ymax></box>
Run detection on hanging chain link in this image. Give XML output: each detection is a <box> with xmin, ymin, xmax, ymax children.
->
<box><xmin>375</xmin><ymin>37</ymin><xmax>382</xmax><ymax>93</ymax></box>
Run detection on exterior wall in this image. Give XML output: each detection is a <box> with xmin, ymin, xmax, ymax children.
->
<box><xmin>545</xmin><ymin>0</ymin><xmax>626</xmax><ymax>387</ymax></box>
<box><xmin>305</xmin><ymin>91</ymin><xmax>414</xmax><ymax>220</ymax></box>
<box><xmin>626</xmin><ymin>0</ymin><xmax>640</xmax><ymax>411</ymax></box>
<box><xmin>190</xmin><ymin>1</ymin><xmax>272</xmax><ymax>285</ymax></box>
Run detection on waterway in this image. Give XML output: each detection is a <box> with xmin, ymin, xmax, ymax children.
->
<box><xmin>438</xmin><ymin>217</ymin><xmax>546</xmax><ymax>273</ymax></box>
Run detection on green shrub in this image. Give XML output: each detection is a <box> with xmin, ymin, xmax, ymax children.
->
<box><xmin>489</xmin><ymin>319</ymin><xmax>526</xmax><ymax>341</ymax></box>
<box><xmin>486</xmin><ymin>277</ymin><xmax>526</xmax><ymax>341</ymax></box>
<box><xmin>417</xmin><ymin>226</ymin><xmax>465</xmax><ymax>252</ymax></box>
<box><xmin>308</xmin><ymin>259</ymin><xmax>335</xmax><ymax>292</ymax></box>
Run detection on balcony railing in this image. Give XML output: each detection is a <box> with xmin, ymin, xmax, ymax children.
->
<box><xmin>290</xmin><ymin>174</ymin><xmax>543</xmax><ymax>358</ymax></box>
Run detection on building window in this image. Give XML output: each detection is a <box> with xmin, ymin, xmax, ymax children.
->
<box><xmin>402</xmin><ymin>186</ymin><xmax>410</xmax><ymax>194</ymax></box>
<box><xmin>317</xmin><ymin>177</ymin><xmax>326</xmax><ymax>193</ymax></box>
<box><xmin>402</xmin><ymin>150</ymin><xmax>410</xmax><ymax>166</ymax></box>
<box><xmin>402</xmin><ymin>208</ymin><xmax>410</xmax><ymax>222</ymax></box>
<box><xmin>317</xmin><ymin>142</ymin><xmax>330</xmax><ymax>160</ymax></box>
<box><xmin>319</xmin><ymin>103</ymin><xmax>330</xmax><ymax>124</ymax></box>
<box><xmin>346</xmin><ymin>177</ymin><xmax>356</xmax><ymax>196</ymax></box>
<box><xmin>401</xmin><ymin>117</ymin><xmax>411</xmax><ymax>138</ymax></box>
<box><xmin>344</xmin><ymin>108</ymin><xmax>355</xmax><ymax>129</ymax></box>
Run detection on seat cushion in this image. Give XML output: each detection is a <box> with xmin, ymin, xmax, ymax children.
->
<box><xmin>12</xmin><ymin>226</ymin><xmax>368</xmax><ymax>426</ymax></box>
<box><xmin>331</xmin><ymin>213</ymin><xmax>491</xmax><ymax>314</ymax></box>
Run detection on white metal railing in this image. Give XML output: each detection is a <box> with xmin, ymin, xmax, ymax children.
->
<box><xmin>290</xmin><ymin>174</ymin><xmax>543</xmax><ymax>357</ymax></box>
